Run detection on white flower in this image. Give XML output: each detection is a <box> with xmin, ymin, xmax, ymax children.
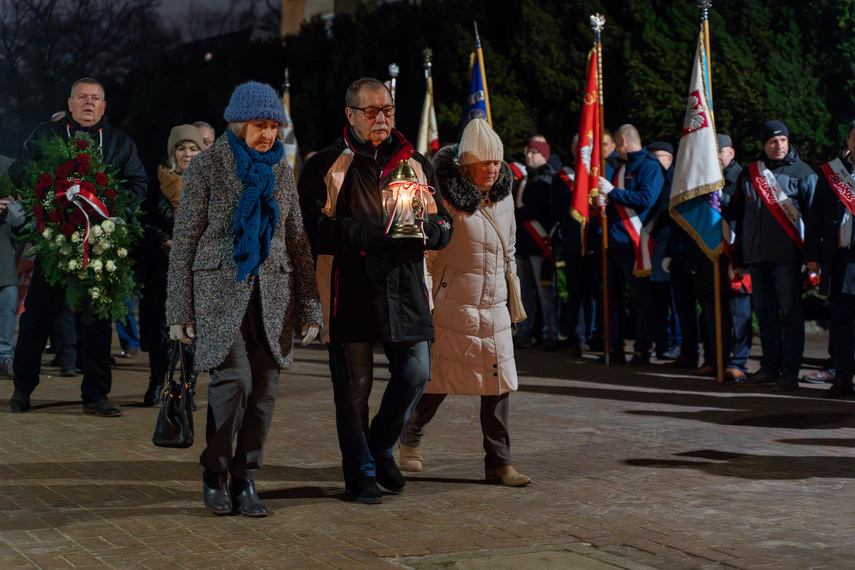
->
<box><xmin>88</xmin><ymin>234</ymin><xmax>96</xmax><ymax>244</ymax></box>
<box><xmin>55</xmin><ymin>234</ymin><xmax>65</xmax><ymax>245</ymax></box>
<box><xmin>117</xmin><ymin>248</ymin><xmax>128</xmax><ymax>258</ymax></box>
<box><xmin>91</xmin><ymin>259</ymin><xmax>103</xmax><ymax>273</ymax></box>
<box><xmin>105</xmin><ymin>260</ymin><xmax>116</xmax><ymax>273</ymax></box>
<box><xmin>60</xmin><ymin>246</ymin><xmax>71</xmax><ymax>255</ymax></box>
<box><xmin>68</xmin><ymin>260</ymin><xmax>78</xmax><ymax>270</ymax></box>
<box><xmin>100</xmin><ymin>241</ymin><xmax>110</xmax><ymax>251</ymax></box>
<box><xmin>42</xmin><ymin>228</ymin><xmax>53</xmax><ymax>239</ymax></box>
<box><xmin>71</xmin><ymin>231</ymin><xmax>81</xmax><ymax>242</ymax></box>
<box><xmin>101</xmin><ymin>220</ymin><xmax>115</xmax><ymax>234</ymax></box>
<box><xmin>92</xmin><ymin>225</ymin><xmax>103</xmax><ymax>237</ymax></box>
<box><xmin>89</xmin><ymin>288</ymin><xmax>100</xmax><ymax>300</ymax></box>
<box><xmin>92</xmin><ymin>243</ymin><xmax>104</xmax><ymax>256</ymax></box>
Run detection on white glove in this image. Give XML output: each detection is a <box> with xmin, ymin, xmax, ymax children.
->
<box><xmin>661</xmin><ymin>257</ymin><xmax>671</xmax><ymax>274</ymax></box>
<box><xmin>596</xmin><ymin>193</ymin><xmax>608</xmax><ymax>208</ymax></box>
<box><xmin>598</xmin><ymin>176</ymin><xmax>614</xmax><ymax>195</ymax></box>
<box><xmin>301</xmin><ymin>324</ymin><xmax>320</xmax><ymax>346</ymax></box>
<box><xmin>169</xmin><ymin>324</ymin><xmax>195</xmax><ymax>345</ymax></box>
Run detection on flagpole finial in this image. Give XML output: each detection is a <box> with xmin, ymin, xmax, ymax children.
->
<box><xmin>283</xmin><ymin>68</ymin><xmax>290</xmax><ymax>92</ymax></box>
<box><xmin>388</xmin><ymin>63</ymin><xmax>399</xmax><ymax>79</ymax></box>
<box><xmin>423</xmin><ymin>48</ymin><xmax>432</xmax><ymax>69</ymax></box>
<box><xmin>589</xmin><ymin>13</ymin><xmax>606</xmax><ymax>33</ymax></box>
<box><xmin>697</xmin><ymin>0</ymin><xmax>712</xmax><ymax>20</ymax></box>
<box><xmin>474</xmin><ymin>21</ymin><xmax>481</xmax><ymax>49</ymax></box>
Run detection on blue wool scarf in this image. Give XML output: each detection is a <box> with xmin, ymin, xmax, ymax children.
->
<box><xmin>227</xmin><ymin>130</ymin><xmax>284</xmax><ymax>282</ymax></box>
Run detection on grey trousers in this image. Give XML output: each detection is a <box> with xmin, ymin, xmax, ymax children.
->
<box><xmin>401</xmin><ymin>392</ymin><xmax>512</xmax><ymax>470</ymax></box>
<box><xmin>199</xmin><ymin>289</ymin><xmax>280</xmax><ymax>480</ymax></box>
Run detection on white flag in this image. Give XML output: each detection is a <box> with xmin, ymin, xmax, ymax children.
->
<box><xmin>417</xmin><ymin>89</ymin><xmax>439</xmax><ymax>159</ymax></box>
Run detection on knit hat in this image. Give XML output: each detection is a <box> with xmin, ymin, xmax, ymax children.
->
<box><xmin>716</xmin><ymin>133</ymin><xmax>733</xmax><ymax>149</ymax></box>
<box><xmin>647</xmin><ymin>141</ymin><xmax>674</xmax><ymax>156</ymax></box>
<box><xmin>526</xmin><ymin>139</ymin><xmax>551</xmax><ymax>161</ymax></box>
<box><xmin>458</xmin><ymin>119</ymin><xmax>504</xmax><ymax>165</ymax></box>
<box><xmin>760</xmin><ymin>120</ymin><xmax>788</xmax><ymax>144</ymax></box>
<box><xmin>223</xmin><ymin>81</ymin><xmax>286</xmax><ymax>126</ymax></box>
<box><xmin>167</xmin><ymin>124</ymin><xmax>205</xmax><ymax>155</ymax></box>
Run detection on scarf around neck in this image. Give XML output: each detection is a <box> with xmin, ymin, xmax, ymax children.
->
<box><xmin>157</xmin><ymin>165</ymin><xmax>183</xmax><ymax>214</ymax></box>
<box><xmin>227</xmin><ymin>130</ymin><xmax>284</xmax><ymax>282</ymax></box>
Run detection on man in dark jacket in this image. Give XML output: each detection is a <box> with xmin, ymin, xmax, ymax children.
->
<box><xmin>8</xmin><ymin>77</ymin><xmax>146</xmax><ymax>416</ymax></box>
<box><xmin>729</xmin><ymin>120</ymin><xmax>816</xmax><ymax>391</ymax></box>
<box><xmin>298</xmin><ymin>77</ymin><xmax>453</xmax><ymax>504</ymax></box>
<box><xmin>514</xmin><ymin>135</ymin><xmax>558</xmax><ymax>349</ymax></box>
<box><xmin>597</xmin><ymin>124</ymin><xmax>665</xmax><ymax>365</ymax></box>
<box><xmin>804</xmin><ymin>121</ymin><xmax>855</xmax><ymax>398</ymax></box>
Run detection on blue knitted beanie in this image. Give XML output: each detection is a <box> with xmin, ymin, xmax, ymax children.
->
<box><xmin>224</xmin><ymin>81</ymin><xmax>287</xmax><ymax>125</ymax></box>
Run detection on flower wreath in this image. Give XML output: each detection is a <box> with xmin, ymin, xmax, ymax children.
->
<box><xmin>20</xmin><ymin>132</ymin><xmax>142</xmax><ymax>322</ymax></box>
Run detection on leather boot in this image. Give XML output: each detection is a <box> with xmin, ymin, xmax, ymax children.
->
<box><xmin>229</xmin><ymin>477</ymin><xmax>268</xmax><ymax>517</ymax></box>
<box><xmin>398</xmin><ymin>443</ymin><xmax>423</xmax><ymax>473</ymax></box>
<box><xmin>143</xmin><ymin>378</ymin><xmax>162</xmax><ymax>407</ymax></box>
<box><xmin>202</xmin><ymin>469</ymin><xmax>231</xmax><ymax>515</ymax></box>
<box><xmin>485</xmin><ymin>465</ymin><xmax>531</xmax><ymax>487</ymax></box>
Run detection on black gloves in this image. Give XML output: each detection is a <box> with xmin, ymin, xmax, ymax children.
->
<box><xmin>351</xmin><ymin>222</ymin><xmax>394</xmax><ymax>254</ymax></box>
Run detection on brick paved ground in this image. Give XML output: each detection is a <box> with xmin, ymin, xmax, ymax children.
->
<box><xmin>1</xmin><ymin>331</ymin><xmax>853</xmax><ymax>569</ymax></box>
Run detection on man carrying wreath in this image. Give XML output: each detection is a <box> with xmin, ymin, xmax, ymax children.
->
<box><xmin>7</xmin><ymin>77</ymin><xmax>146</xmax><ymax>416</ymax></box>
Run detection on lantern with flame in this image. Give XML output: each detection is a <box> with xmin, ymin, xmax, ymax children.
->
<box><xmin>383</xmin><ymin>160</ymin><xmax>433</xmax><ymax>240</ymax></box>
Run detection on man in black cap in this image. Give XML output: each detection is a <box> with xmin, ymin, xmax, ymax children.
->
<box><xmin>727</xmin><ymin>120</ymin><xmax>817</xmax><ymax>391</ymax></box>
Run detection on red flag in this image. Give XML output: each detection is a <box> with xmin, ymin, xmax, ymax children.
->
<box><xmin>570</xmin><ymin>49</ymin><xmax>601</xmax><ymax>230</ymax></box>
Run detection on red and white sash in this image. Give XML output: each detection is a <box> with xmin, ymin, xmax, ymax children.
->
<box><xmin>820</xmin><ymin>158</ymin><xmax>855</xmax><ymax>217</ymax></box>
<box><xmin>749</xmin><ymin>161</ymin><xmax>803</xmax><ymax>248</ymax></box>
<box><xmin>612</xmin><ymin>165</ymin><xmax>654</xmax><ymax>276</ymax></box>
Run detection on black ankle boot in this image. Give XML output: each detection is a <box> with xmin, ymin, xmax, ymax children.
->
<box><xmin>143</xmin><ymin>379</ymin><xmax>161</xmax><ymax>407</ymax></box>
<box><xmin>202</xmin><ymin>469</ymin><xmax>231</xmax><ymax>515</ymax></box>
<box><xmin>229</xmin><ymin>477</ymin><xmax>268</xmax><ymax>517</ymax></box>
<box><xmin>374</xmin><ymin>455</ymin><xmax>406</xmax><ymax>492</ymax></box>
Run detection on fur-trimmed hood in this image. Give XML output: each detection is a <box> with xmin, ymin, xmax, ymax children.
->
<box><xmin>432</xmin><ymin>145</ymin><xmax>512</xmax><ymax>213</ymax></box>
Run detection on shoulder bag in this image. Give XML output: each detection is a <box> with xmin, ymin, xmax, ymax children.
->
<box><xmin>152</xmin><ymin>340</ymin><xmax>195</xmax><ymax>448</ymax></box>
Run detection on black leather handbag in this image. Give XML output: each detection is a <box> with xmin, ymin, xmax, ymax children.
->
<box><xmin>152</xmin><ymin>340</ymin><xmax>194</xmax><ymax>448</ymax></box>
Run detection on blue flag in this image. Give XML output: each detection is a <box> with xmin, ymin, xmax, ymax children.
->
<box><xmin>461</xmin><ymin>55</ymin><xmax>488</xmax><ymax>128</ymax></box>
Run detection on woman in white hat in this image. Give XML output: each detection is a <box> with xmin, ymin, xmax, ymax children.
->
<box><xmin>399</xmin><ymin>119</ymin><xmax>530</xmax><ymax>486</ymax></box>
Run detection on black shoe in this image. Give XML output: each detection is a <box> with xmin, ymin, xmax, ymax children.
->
<box><xmin>60</xmin><ymin>368</ymin><xmax>78</xmax><ymax>377</ymax></box>
<box><xmin>229</xmin><ymin>477</ymin><xmax>268</xmax><ymax>517</ymax></box>
<box><xmin>143</xmin><ymin>382</ymin><xmax>161</xmax><ymax>407</ymax></box>
<box><xmin>664</xmin><ymin>355</ymin><xmax>699</xmax><ymax>369</ymax></box>
<box><xmin>772</xmin><ymin>376</ymin><xmax>799</xmax><ymax>392</ymax></box>
<box><xmin>345</xmin><ymin>476</ymin><xmax>383</xmax><ymax>504</ymax></box>
<box><xmin>629</xmin><ymin>352</ymin><xmax>650</xmax><ymax>366</ymax></box>
<box><xmin>374</xmin><ymin>455</ymin><xmax>406</xmax><ymax>492</ymax></box>
<box><xmin>82</xmin><ymin>399</ymin><xmax>122</xmax><ymax>417</ymax></box>
<box><xmin>824</xmin><ymin>380</ymin><xmax>855</xmax><ymax>399</ymax></box>
<box><xmin>203</xmin><ymin>469</ymin><xmax>232</xmax><ymax>515</ymax></box>
<box><xmin>739</xmin><ymin>371</ymin><xmax>777</xmax><ymax>387</ymax></box>
<box><xmin>10</xmin><ymin>391</ymin><xmax>30</xmax><ymax>413</ymax></box>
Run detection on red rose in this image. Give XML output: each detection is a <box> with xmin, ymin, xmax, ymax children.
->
<box><xmin>39</xmin><ymin>174</ymin><xmax>53</xmax><ymax>186</ymax></box>
<box><xmin>81</xmin><ymin>181</ymin><xmax>95</xmax><ymax>194</ymax></box>
<box><xmin>60</xmin><ymin>223</ymin><xmax>75</xmax><ymax>236</ymax></box>
<box><xmin>63</xmin><ymin>160</ymin><xmax>76</xmax><ymax>172</ymax></box>
<box><xmin>48</xmin><ymin>210</ymin><xmax>62</xmax><ymax>223</ymax></box>
<box><xmin>78</xmin><ymin>164</ymin><xmax>90</xmax><ymax>175</ymax></box>
<box><xmin>105</xmin><ymin>188</ymin><xmax>117</xmax><ymax>202</ymax></box>
<box><xmin>76</xmin><ymin>140</ymin><xmax>89</xmax><ymax>149</ymax></box>
<box><xmin>76</xmin><ymin>154</ymin><xmax>89</xmax><ymax>165</ymax></box>
<box><xmin>69</xmin><ymin>210</ymin><xmax>86</xmax><ymax>224</ymax></box>
<box><xmin>35</xmin><ymin>221</ymin><xmax>45</xmax><ymax>233</ymax></box>
<box><xmin>32</xmin><ymin>204</ymin><xmax>45</xmax><ymax>220</ymax></box>
<box><xmin>95</xmin><ymin>173</ymin><xmax>109</xmax><ymax>186</ymax></box>
<box><xmin>55</xmin><ymin>167</ymin><xmax>69</xmax><ymax>179</ymax></box>
<box><xmin>34</xmin><ymin>185</ymin><xmax>44</xmax><ymax>199</ymax></box>
<box><xmin>54</xmin><ymin>179</ymin><xmax>72</xmax><ymax>192</ymax></box>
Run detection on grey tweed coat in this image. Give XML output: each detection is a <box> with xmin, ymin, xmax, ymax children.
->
<box><xmin>165</xmin><ymin>135</ymin><xmax>322</xmax><ymax>372</ymax></box>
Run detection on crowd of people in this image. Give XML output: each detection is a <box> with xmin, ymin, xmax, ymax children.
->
<box><xmin>1</xmin><ymin>73</ymin><xmax>853</xmax><ymax>517</ymax></box>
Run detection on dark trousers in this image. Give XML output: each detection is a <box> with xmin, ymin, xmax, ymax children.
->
<box><xmin>13</xmin><ymin>267</ymin><xmax>112</xmax><ymax>404</ymax></box>
<box><xmin>670</xmin><ymin>255</ymin><xmax>700</xmax><ymax>361</ymax></box>
<box><xmin>327</xmin><ymin>340</ymin><xmax>430</xmax><ymax>485</ymax></box>
<box><xmin>608</xmin><ymin>248</ymin><xmax>655</xmax><ymax>355</ymax></box>
<box><xmin>728</xmin><ymin>293</ymin><xmax>752</xmax><ymax>370</ymax></box>
<box><xmin>201</xmin><ymin>289</ymin><xmax>280</xmax><ymax>480</ymax></box>
<box><xmin>829</xmin><ymin>252</ymin><xmax>855</xmax><ymax>384</ymax></box>
<box><xmin>749</xmin><ymin>263</ymin><xmax>804</xmax><ymax>378</ymax></box>
<box><xmin>564</xmin><ymin>252</ymin><xmax>603</xmax><ymax>347</ymax></box>
<box><xmin>401</xmin><ymin>392</ymin><xmax>512</xmax><ymax>470</ymax></box>
<box><xmin>696</xmin><ymin>256</ymin><xmax>734</xmax><ymax>368</ymax></box>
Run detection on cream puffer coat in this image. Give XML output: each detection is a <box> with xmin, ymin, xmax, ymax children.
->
<box><xmin>424</xmin><ymin>146</ymin><xmax>518</xmax><ymax>395</ymax></box>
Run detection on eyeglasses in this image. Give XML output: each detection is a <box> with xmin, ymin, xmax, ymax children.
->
<box><xmin>349</xmin><ymin>105</ymin><xmax>396</xmax><ymax>119</ymax></box>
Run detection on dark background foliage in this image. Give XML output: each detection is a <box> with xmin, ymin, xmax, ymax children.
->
<box><xmin>2</xmin><ymin>0</ymin><xmax>854</xmax><ymax>175</ymax></box>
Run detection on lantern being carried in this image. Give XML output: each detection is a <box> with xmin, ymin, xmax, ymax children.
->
<box><xmin>383</xmin><ymin>160</ymin><xmax>434</xmax><ymax>240</ymax></box>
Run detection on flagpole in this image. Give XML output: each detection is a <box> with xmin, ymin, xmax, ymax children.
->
<box><xmin>591</xmin><ymin>13</ymin><xmax>610</xmax><ymax>365</ymax></box>
<box><xmin>282</xmin><ymin>68</ymin><xmax>291</xmax><ymax>114</ymax></box>
<box><xmin>424</xmin><ymin>48</ymin><xmax>436</xmax><ymax>159</ymax></box>
<box><xmin>474</xmin><ymin>21</ymin><xmax>492</xmax><ymax>127</ymax></box>
<box><xmin>698</xmin><ymin>0</ymin><xmax>724</xmax><ymax>385</ymax></box>
<box><xmin>388</xmin><ymin>63</ymin><xmax>399</xmax><ymax>105</ymax></box>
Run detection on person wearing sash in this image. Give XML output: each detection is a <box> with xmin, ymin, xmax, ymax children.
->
<box><xmin>597</xmin><ymin>124</ymin><xmax>666</xmax><ymax>365</ymax></box>
<box><xmin>728</xmin><ymin>120</ymin><xmax>817</xmax><ymax>391</ymax></box>
<box><xmin>804</xmin><ymin>121</ymin><xmax>855</xmax><ymax>399</ymax></box>
<box><xmin>399</xmin><ymin>119</ymin><xmax>530</xmax><ymax>486</ymax></box>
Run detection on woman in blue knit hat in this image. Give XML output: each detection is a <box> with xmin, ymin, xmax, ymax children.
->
<box><xmin>166</xmin><ymin>81</ymin><xmax>323</xmax><ymax>517</ymax></box>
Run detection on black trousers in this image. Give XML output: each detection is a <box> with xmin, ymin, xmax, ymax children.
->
<box><xmin>13</xmin><ymin>265</ymin><xmax>112</xmax><ymax>404</ymax></box>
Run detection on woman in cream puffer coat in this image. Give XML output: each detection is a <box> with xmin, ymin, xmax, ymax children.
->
<box><xmin>399</xmin><ymin>119</ymin><xmax>530</xmax><ymax>486</ymax></box>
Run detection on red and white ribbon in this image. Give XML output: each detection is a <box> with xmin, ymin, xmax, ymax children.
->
<box><xmin>55</xmin><ymin>179</ymin><xmax>112</xmax><ymax>268</ymax></box>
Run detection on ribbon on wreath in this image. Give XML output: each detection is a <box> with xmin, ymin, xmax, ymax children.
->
<box><xmin>385</xmin><ymin>180</ymin><xmax>436</xmax><ymax>244</ymax></box>
<box><xmin>55</xmin><ymin>179</ymin><xmax>113</xmax><ymax>268</ymax></box>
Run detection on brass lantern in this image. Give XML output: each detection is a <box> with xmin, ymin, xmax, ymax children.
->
<box><xmin>384</xmin><ymin>160</ymin><xmax>425</xmax><ymax>239</ymax></box>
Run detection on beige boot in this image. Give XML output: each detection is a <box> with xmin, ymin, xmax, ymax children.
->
<box><xmin>398</xmin><ymin>443</ymin><xmax>423</xmax><ymax>472</ymax></box>
<box><xmin>485</xmin><ymin>465</ymin><xmax>530</xmax><ymax>486</ymax></box>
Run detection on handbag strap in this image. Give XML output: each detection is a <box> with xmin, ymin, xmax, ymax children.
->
<box><xmin>481</xmin><ymin>206</ymin><xmax>512</xmax><ymax>267</ymax></box>
<box><xmin>163</xmin><ymin>340</ymin><xmax>188</xmax><ymax>391</ymax></box>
